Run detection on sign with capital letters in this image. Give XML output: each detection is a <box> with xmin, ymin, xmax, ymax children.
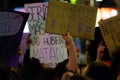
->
<box><xmin>45</xmin><ymin>0</ymin><xmax>98</xmax><ymax>40</ymax></box>
<box><xmin>25</xmin><ymin>2</ymin><xmax>68</xmax><ymax>67</ymax></box>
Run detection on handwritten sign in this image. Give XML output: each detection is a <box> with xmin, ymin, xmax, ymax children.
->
<box><xmin>69</xmin><ymin>4</ymin><xmax>97</xmax><ymax>40</ymax></box>
<box><xmin>99</xmin><ymin>15</ymin><xmax>120</xmax><ymax>56</ymax></box>
<box><xmin>45</xmin><ymin>0</ymin><xmax>98</xmax><ymax>40</ymax></box>
<box><xmin>0</xmin><ymin>11</ymin><xmax>29</xmax><ymax>66</ymax></box>
<box><xmin>45</xmin><ymin>0</ymin><xmax>70</xmax><ymax>34</ymax></box>
<box><xmin>0</xmin><ymin>12</ymin><xmax>23</xmax><ymax>36</ymax></box>
<box><xmin>25</xmin><ymin>2</ymin><xmax>68</xmax><ymax>67</ymax></box>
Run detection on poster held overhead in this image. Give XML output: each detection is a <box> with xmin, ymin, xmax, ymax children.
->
<box><xmin>99</xmin><ymin>15</ymin><xmax>120</xmax><ymax>56</ymax></box>
<box><xmin>69</xmin><ymin>4</ymin><xmax>97</xmax><ymax>40</ymax></box>
<box><xmin>45</xmin><ymin>0</ymin><xmax>98</xmax><ymax>40</ymax></box>
<box><xmin>0</xmin><ymin>11</ymin><xmax>29</xmax><ymax>66</ymax></box>
<box><xmin>45</xmin><ymin>0</ymin><xmax>70</xmax><ymax>35</ymax></box>
<box><xmin>25</xmin><ymin>2</ymin><xmax>68</xmax><ymax>67</ymax></box>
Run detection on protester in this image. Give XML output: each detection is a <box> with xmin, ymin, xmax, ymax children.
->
<box><xmin>0</xmin><ymin>64</ymin><xmax>19</xmax><ymax>80</ymax></box>
<box><xmin>83</xmin><ymin>62</ymin><xmax>112</xmax><ymax>80</ymax></box>
<box><xmin>111</xmin><ymin>47</ymin><xmax>120</xmax><ymax>80</ymax></box>
<box><xmin>55</xmin><ymin>31</ymin><xmax>80</xmax><ymax>80</ymax></box>
<box><xmin>18</xmin><ymin>57</ymin><xmax>44</xmax><ymax>80</ymax></box>
<box><xmin>70</xmin><ymin>75</ymin><xmax>87</xmax><ymax>80</ymax></box>
<box><xmin>63</xmin><ymin>31</ymin><xmax>80</xmax><ymax>73</ymax></box>
<box><xmin>18</xmin><ymin>57</ymin><xmax>59</xmax><ymax>80</ymax></box>
<box><xmin>41</xmin><ymin>67</ymin><xmax>59</xmax><ymax>80</ymax></box>
<box><xmin>61</xmin><ymin>71</ymin><xmax>74</xmax><ymax>80</ymax></box>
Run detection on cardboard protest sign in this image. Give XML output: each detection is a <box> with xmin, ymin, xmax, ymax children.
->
<box><xmin>69</xmin><ymin>4</ymin><xmax>97</xmax><ymax>40</ymax></box>
<box><xmin>25</xmin><ymin>2</ymin><xmax>68</xmax><ymax>67</ymax></box>
<box><xmin>99</xmin><ymin>15</ymin><xmax>120</xmax><ymax>55</ymax></box>
<box><xmin>0</xmin><ymin>11</ymin><xmax>29</xmax><ymax>66</ymax></box>
<box><xmin>45</xmin><ymin>0</ymin><xmax>70</xmax><ymax>35</ymax></box>
<box><xmin>45</xmin><ymin>0</ymin><xmax>97</xmax><ymax>40</ymax></box>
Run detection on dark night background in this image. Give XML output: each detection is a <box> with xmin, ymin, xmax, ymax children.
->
<box><xmin>0</xmin><ymin>0</ymin><xmax>117</xmax><ymax>10</ymax></box>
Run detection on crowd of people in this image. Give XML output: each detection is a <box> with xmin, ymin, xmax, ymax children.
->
<box><xmin>0</xmin><ymin>27</ymin><xmax>120</xmax><ymax>80</ymax></box>
<box><xmin>1</xmin><ymin>0</ymin><xmax>120</xmax><ymax>80</ymax></box>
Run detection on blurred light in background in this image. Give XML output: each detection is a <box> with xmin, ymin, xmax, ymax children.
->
<box><xmin>14</xmin><ymin>7</ymin><xmax>118</xmax><ymax>31</ymax></box>
<box><xmin>14</xmin><ymin>7</ymin><xmax>29</xmax><ymax>33</ymax></box>
<box><xmin>96</xmin><ymin>8</ymin><xmax>118</xmax><ymax>27</ymax></box>
<box><xmin>96</xmin><ymin>0</ymin><xmax>103</xmax><ymax>2</ymax></box>
<box><xmin>70</xmin><ymin>0</ymin><xmax>77</xmax><ymax>4</ymax></box>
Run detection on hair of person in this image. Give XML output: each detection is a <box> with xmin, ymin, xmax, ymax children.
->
<box><xmin>111</xmin><ymin>47</ymin><xmax>120</xmax><ymax>80</ymax></box>
<box><xmin>41</xmin><ymin>67</ymin><xmax>59</xmax><ymax>80</ymax></box>
<box><xmin>0</xmin><ymin>64</ymin><xmax>18</xmax><ymax>80</ymax></box>
<box><xmin>18</xmin><ymin>57</ymin><xmax>44</xmax><ymax>80</ymax></box>
<box><xmin>55</xmin><ymin>59</ymin><xmax>69</xmax><ymax>79</ymax></box>
<box><xmin>85</xmin><ymin>62</ymin><xmax>112</xmax><ymax>80</ymax></box>
<box><xmin>70</xmin><ymin>75</ymin><xmax>86</xmax><ymax>80</ymax></box>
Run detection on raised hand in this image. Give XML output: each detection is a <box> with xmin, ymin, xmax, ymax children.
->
<box><xmin>96</xmin><ymin>41</ymin><xmax>105</xmax><ymax>62</ymax></box>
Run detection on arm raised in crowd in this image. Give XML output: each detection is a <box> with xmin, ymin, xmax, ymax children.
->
<box><xmin>63</xmin><ymin>31</ymin><xmax>79</xmax><ymax>72</ymax></box>
<box><xmin>96</xmin><ymin>41</ymin><xmax>105</xmax><ymax>62</ymax></box>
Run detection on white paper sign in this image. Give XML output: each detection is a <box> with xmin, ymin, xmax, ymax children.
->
<box><xmin>25</xmin><ymin>2</ymin><xmax>68</xmax><ymax>67</ymax></box>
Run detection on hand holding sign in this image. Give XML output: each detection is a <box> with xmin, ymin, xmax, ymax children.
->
<box><xmin>63</xmin><ymin>31</ymin><xmax>79</xmax><ymax>72</ymax></box>
<box><xmin>96</xmin><ymin>41</ymin><xmax>105</xmax><ymax>62</ymax></box>
<box><xmin>63</xmin><ymin>31</ymin><xmax>74</xmax><ymax>50</ymax></box>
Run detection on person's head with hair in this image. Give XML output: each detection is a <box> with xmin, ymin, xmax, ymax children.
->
<box><xmin>111</xmin><ymin>47</ymin><xmax>120</xmax><ymax>80</ymax></box>
<box><xmin>61</xmin><ymin>71</ymin><xmax>74</xmax><ymax>80</ymax></box>
<box><xmin>55</xmin><ymin>59</ymin><xmax>69</xmax><ymax>79</ymax></box>
<box><xmin>70</xmin><ymin>75</ymin><xmax>87</xmax><ymax>80</ymax></box>
<box><xmin>41</xmin><ymin>67</ymin><xmax>59</xmax><ymax>80</ymax></box>
<box><xmin>18</xmin><ymin>57</ymin><xmax>44</xmax><ymax>80</ymax></box>
<box><xmin>0</xmin><ymin>64</ymin><xmax>18</xmax><ymax>80</ymax></box>
<box><xmin>84</xmin><ymin>62</ymin><xmax>112</xmax><ymax>80</ymax></box>
<box><xmin>0</xmin><ymin>64</ymin><xmax>11</xmax><ymax>80</ymax></box>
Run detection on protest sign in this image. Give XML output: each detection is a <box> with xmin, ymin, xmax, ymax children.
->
<box><xmin>45</xmin><ymin>0</ymin><xmax>70</xmax><ymax>35</ymax></box>
<box><xmin>25</xmin><ymin>2</ymin><xmax>68</xmax><ymax>67</ymax></box>
<box><xmin>45</xmin><ymin>0</ymin><xmax>97</xmax><ymax>40</ymax></box>
<box><xmin>0</xmin><ymin>11</ymin><xmax>29</xmax><ymax>66</ymax></box>
<box><xmin>99</xmin><ymin>15</ymin><xmax>120</xmax><ymax>55</ymax></box>
<box><xmin>69</xmin><ymin>4</ymin><xmax>97</xmax><ymax>40</ymax></box>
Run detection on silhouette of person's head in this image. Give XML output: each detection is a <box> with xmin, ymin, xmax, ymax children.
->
<box><xmin>84</xmin><ymin>62</ymin><xmax>112</xmax><ymax>80</ymax></box>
